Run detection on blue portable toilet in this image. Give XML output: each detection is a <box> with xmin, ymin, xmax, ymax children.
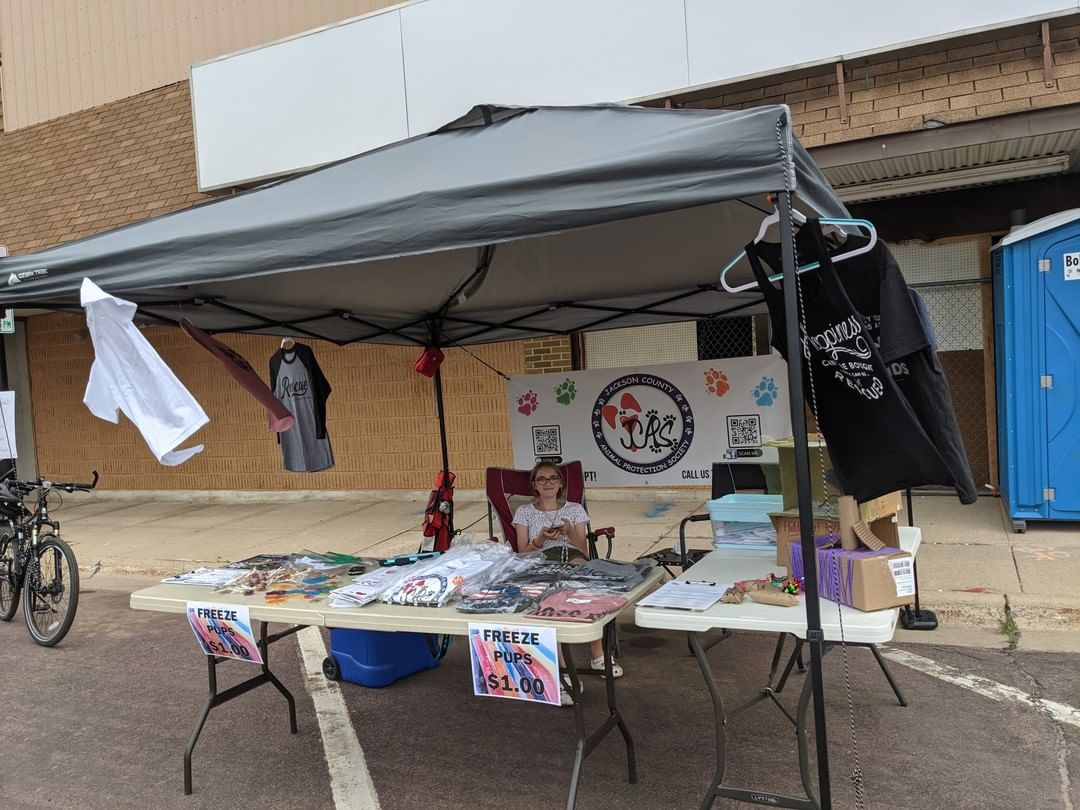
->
<box><xmin>993</xmin><ymin>209</ymin><xmax>1080</xmax><ymax>532</ymax></box>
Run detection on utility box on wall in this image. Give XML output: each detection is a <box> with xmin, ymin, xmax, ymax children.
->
<box><xmin>993</xmin><ymin>209</ymin><xmax>1080</xmax><ymax>532</ymax></box>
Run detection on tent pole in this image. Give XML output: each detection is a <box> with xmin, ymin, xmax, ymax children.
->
<box><xmin>777</xmin><ymin>190</ymin><xmax>832</xmax><ymax>808</ymax></box>
<box><xmin>432</xmin><ymin>365</ymin><xmax>455</xmax><ymax>537</ymax></box>
<box><xmin>433</xmin><ymin>366</ymin><xmax>451</xmax><ymax>478</ymax></box>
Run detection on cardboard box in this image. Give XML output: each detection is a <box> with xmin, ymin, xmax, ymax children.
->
<box><xmin>771</xmin><ymin>509</ymin><xmax>838</xmax><ymax>565</ymax></box>
<box><xmin>767</xmin><ymin>436</ymin><xmax>840</xmax><ymax>512</ymax></box>
<box><xmin>787</xmin><ymin>539</ymin><xmax>916</xmax><ymax>612</ymax></box>
<box><xmin>836</xmin><ymin>493</ymin><xmax>902</xmax><ymax>551</ymax></box>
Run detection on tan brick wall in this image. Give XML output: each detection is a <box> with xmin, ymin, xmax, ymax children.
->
<box><xmin>523</xmin><ymin>336</ymin><xmax>573</xmax><ymax>374</ymax></box>
<box><xmin>680</xmin><ymin>20</ymin><xmax>1080</xmax><ymax>147</ymax></box>
<box><xmin>0</xmin><ymin>83</ymin><xmax>210</xmax><ymax>253</ymax></box>
<box><xmin>27</xmin><ymin>313</ymin><xmax>524</xmax><ymax>490</ymax></box>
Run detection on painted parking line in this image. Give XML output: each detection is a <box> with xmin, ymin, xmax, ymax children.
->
<box><xmin>879</xmin><ymin>646</ymin><xmax>1080</xmax><ymax>730</ymax></box>
<box><xmin>296</xmin><ymin>627</ymin><xmax>382</xmax><ymax>810</ymax></box>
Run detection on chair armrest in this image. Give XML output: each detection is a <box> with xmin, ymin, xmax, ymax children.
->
<box><xmin>678</xmin><ymin>513</ymin><xmax>711</xmax><ymax>569</ymax></box>
<box><xmin>586</xmin><ymin>527</ymin><xmax>616</xmax><ymax>560</ymax></box>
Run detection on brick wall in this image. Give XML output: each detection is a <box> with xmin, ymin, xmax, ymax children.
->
<box><xmin>0</xmin><ymin>83</ymin><xmax>210</xmax><ymax>253</ymax></box>
<box><xmin>680</xmin><ymin>20</ymin><xmax>1080</xmax><ymax>147</ymax></box>
<box><xmin>27</xmin><ymin>313</ymin><xmax>524</xmax><ymax>490</ymax></box>
<box><xmin>523</xmin><ymin>336</ymin><xmax>573</xmax><ymax>374</ymax></box>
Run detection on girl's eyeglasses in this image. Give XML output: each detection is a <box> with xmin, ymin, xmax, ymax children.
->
<box><xmin>534</xmin><ymin>476</ymin><xmax>562</xmax><ymax>484</ymax></box>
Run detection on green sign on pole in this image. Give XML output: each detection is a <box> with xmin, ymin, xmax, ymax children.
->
<box><xmin>0</xmin><ymin>310</ymin><xmax>12</xmax><ymax>335</ymax></box>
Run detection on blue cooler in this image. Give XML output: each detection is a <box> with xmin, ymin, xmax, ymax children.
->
<box><xmin>324</xmin><ymin>628</ymin><xmax>441</xmax><ymax>687</ymax></box>
<box><xmin>706</xmin><ymin>494</ymin><xmax>783</xmax><ymax>551</ymax></box>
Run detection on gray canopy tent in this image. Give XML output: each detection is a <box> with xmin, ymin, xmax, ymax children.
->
<box><xmin>0</xmin><ymin>102</ymin><xmax>853</xmax><ymax>807</ymax></box>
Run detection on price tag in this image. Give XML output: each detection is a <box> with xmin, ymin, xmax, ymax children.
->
<box><xmin>888</xmin><ymin>557</ymin><xmax>916</xmax><ymax>598</ymax></box>
<box><xmin>186</xmin><ymin>602</ymin><xmax>263</xmax><ymax>664</ymax></box>
<box><xmin>468</xmin><ymin>623</ymin><xmax>559</xmax><ymax>706</ymax></box>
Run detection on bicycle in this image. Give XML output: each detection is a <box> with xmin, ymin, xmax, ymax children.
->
<box><xmin>0</xmin><ymin>471</ymin><xmax>98</xmax><ymax>646</ymax></box>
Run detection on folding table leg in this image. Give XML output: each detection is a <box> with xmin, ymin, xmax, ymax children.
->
<box><xmin>184</xmin><ymin>655</ymin><xmax>219</xmax><ymax>796</ymax></box>
<box><xmin>563</xmin><ymin>643</ymin><xmax>587</xmax><ymax>810</ymax></box>
<box><xmin>562</xmin><ymin>625</ymin><xmax>636</xmax><ymax>810</ymax></box>
<box><xmin>688</xmin><ymin>631</ymin><xmax>728</xmax><ymax>810</ymax></box>
<box><xmin>690</xmin><ymin>631</ymin><xmax>819</xmax><ymax>810</ymax></box>
<box><xmin>794</xmin><ymin>666</ymin><xmax>821</xmax><ymax>809</ymax></box>
<box><xmin>869</xmin><ymin>644</ymin><xmax>908</xmax><ymax>707</ymax></box>
<box><xmin>181</xmin><ymin>622</ymin><xmax>302</xmax><ymax>795</ymax></box>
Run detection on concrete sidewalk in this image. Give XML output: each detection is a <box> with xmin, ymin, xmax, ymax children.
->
<box><xmin>54</xmin><ymin>489</ymin><xmax>1080</xmax><ymax>638</ymax></box>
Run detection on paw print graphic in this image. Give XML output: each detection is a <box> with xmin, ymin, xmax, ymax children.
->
<box><xmin>705</xmin><ymin>368</ymin><xmax>730</xmax><ymax>397</ymax></box>
<box><xmin>517</xmin><ymin>390</ymin><xmax>539</xmax><ymax>415</ymax></box>
<box><xmin>752</xmin><ymin>377</ymin><xmax>779</xmax><ymax>407</ymax></box>
<box><xmin>555</xmin><ymin>378</ymin><xmax>576</xmax><ymax>405</ymax></box>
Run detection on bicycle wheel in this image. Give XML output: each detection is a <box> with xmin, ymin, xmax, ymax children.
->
<box><xmin>0</xmin><ymin>532</ymin><xmax>19</xmax><ymax>622</ymax></box>
<box><xmin>23</xmin><ymin>535</ymin><xmax>79</xmax><ymax>647</ymax></box>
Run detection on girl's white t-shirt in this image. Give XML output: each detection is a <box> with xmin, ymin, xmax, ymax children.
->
<box><xmin>511</xmin><ymin>501</ymin><xmax>589</xmax><ymax>550</ymax></box>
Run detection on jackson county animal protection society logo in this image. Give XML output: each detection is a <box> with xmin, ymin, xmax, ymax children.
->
<box><xmin>592</xmin><ymin>373</ymin><xmax>694</xmax><ymax>475</ymax></box>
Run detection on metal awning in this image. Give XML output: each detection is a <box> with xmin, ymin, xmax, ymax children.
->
<box><xmin>811</xmin><ymin>105</ymin><xmax>1080</xmax><ymax>203</ymax></box>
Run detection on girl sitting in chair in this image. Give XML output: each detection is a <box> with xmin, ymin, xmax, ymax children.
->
<box><xmin>512</xmin><ymin>461</ymin><xmax>623</xmax><ymax>704</ymax></box>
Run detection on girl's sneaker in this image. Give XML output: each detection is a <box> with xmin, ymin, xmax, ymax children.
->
<box><xmin>590</xmin><ymin>655</ymin><xmax>624</xmax><ymax>678</ymax></box>
<box><xmin>559</xmin><ymin>675</ymin><xmax>583</xmax><ymax>706</ymax></box>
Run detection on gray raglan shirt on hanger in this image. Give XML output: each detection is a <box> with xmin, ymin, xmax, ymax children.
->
<box><xmin>272</xmin><ymin>348</ymin><xmax>334</xmax><ymax>473</ymax></box>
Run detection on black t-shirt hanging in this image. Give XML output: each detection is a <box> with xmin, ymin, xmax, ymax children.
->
<box><xmin>755</xmin><ymin>227</ymin><xmax>976</xmax><ymax>504</ymax></box>
<box><xmin>746</xmin><ymin>222</ymin><xmax>954</xmax><ymax>502</ymax></box>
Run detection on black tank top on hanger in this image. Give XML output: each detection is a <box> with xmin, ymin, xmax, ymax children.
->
<box><xmin>746</xmin><ymin>220</ymin><xmax>954</xmax><ymax>502</ymax></box>
<box><xmin>753</xmin><ymin>225</ymin><xmax>977</xmax><ymax>505</ymax></box>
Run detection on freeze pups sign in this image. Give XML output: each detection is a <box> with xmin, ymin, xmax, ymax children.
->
<box><xmin>507</xmin><ymin>355</ymin><xmax>791</xmax><ymax>486</ymax></box>
<box><xmin>592</xmin><ymin>373</ymin><xmax>693</xmax><ymax>475</ymax></box>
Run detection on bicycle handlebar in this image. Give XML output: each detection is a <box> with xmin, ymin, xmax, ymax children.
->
<box><xmin>2</xmin><ymin>470</ymin><xmax>100</xmax><ymax>499</ymax></box>
<box><xmin>41</xmin><ymin>470</ymin><xmax>99</xmax><ymax>493</ymax></box>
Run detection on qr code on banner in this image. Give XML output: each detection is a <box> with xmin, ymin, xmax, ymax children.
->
<box><xmin>726</xmin><ymin>414</ymin><xmax>762</xmax><ymax>448</ymax></box>
<box><xmin>532</xmin><ymin>425</ymin><xmax>562</xmax><ymax>456</ymax></box>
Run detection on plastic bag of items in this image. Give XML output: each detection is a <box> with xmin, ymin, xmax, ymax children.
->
<box><xmin>381</xmin><ymin>541</ymin><xmax>512</xmax><ymax>608</ymax></box>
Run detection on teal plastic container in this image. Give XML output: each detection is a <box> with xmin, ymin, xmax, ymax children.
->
<box><xmin>707</xmin><ymin>494</ymin><xmax>783</xmax><ymax>550</ymax></box>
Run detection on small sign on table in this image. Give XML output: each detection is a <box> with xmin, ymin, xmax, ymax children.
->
<box><xmin>186</xmin><ymin>602</ymin><xmax>263</xmax><ymax>664</ymax></box>
<box><xmin>469</xmin><ymin>622</ymin><xmax>559</xmax><ymax>706</ymax></box>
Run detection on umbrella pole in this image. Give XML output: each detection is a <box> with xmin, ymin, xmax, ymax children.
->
<box><xmin>777</xmin><ymin>191</ymin><xmax>832</xmax><ymax>808</ymax></box>
<box><xmin>432</xmin><ymin>366</ymin><xmax>454</xmax><ymax>537</ymax></box>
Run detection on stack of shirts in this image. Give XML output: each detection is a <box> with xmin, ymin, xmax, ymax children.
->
<box><xmin>457</xmin><ymin>583</ymin><xmax>550</xmax><ymax>614</ymax></box>
<box><xmin>527</xmin><ymin>590</ymin><xmax>629</xmax><ymax>623</ymax></box>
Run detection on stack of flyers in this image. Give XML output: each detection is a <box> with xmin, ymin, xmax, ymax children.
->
<box><xmin>161</xmin><ymin>568</ymin><xmax>248</xmax><ymax>587</ymax></box>
<box><xmin>328</xmin><ymin>567</ymin><xmax>407</xmax><ymax>608</ymax></box>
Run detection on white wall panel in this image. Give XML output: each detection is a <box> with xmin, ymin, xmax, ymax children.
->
<box><xmin>189</xmin><ymin>0</ymin><xmax>1079</xmax><ymax>189</ymax></box>
<box><xmin>191</xmin><ymin>12</ymin><xmax>409</xmax><ymax>190</ymax></box>
<box><xmin>399</xmin><ymin>0</ymin><xmax>688</xmax><ymax>136</ymax></box>
<box><xmin>685</xmin><ymin>0</ymin><xmax>1078</xmax><ymax>86</ymax></box>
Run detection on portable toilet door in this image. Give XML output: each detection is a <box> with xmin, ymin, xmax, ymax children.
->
<box><xmin>1040</xmin><ymin>217</ymin><xmax>1080</xmax><ymax>522</ymax></box>
<box><xmin>995</xmin><ymin>209</ymin><xmax>1080</xmax><ymax>532</ymax></box>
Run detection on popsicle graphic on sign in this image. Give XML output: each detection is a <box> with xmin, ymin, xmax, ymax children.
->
<box><xmin>186</xmin><ymin>602</ymin><xmax>263</xmax><ymax>664</ymax></box>
<box><xmin>469</xmin><ymin>623</ymin><xmax>559</xmax><ymax>706</ymax></box>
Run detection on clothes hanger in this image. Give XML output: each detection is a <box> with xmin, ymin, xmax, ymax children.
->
<box><xmin>719</xmin><ymin>212</ymin><xmax>878</xmax><ymax>294</ymax></box>
<box><xmin>280</xmin><ymin>336</ymin><xmax>296</xmax><ymax>350</ymax></box>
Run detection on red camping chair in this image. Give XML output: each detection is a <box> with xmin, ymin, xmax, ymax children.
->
<box><xmin>485</xmin><ymin>461</ymin><xmax>615</xmax><ymax>559</ymax></box>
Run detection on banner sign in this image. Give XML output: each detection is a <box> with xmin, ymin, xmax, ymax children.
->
<box><xmin>469</xmin><ymin>623</ymin><xmax>559</xmax><ymax>706</ymax></box>
<box><xmin>507</xmin><ymin>355</ymin><xmax>791</xmax><ymax>486</ymax></box>
<box><xmin>186</xmin><ymin>602</ymin><xmax>263</xmax><ymax>664</ymax></box>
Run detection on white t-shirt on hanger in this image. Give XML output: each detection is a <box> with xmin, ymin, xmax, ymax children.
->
<box><xmin>81</xmin><ymin>278</ymin><xmax>208</xmax><ymax>466</ymax></box>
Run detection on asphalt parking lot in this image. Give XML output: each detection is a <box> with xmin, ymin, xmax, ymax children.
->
<box><xmin>1</xmin><ymin>583</ymin><xmax>1077</xmax><ymax>810</ymax></box>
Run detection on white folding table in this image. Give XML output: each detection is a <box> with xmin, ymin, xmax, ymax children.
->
<box><xmin>634</xmin><ymin>527</ymin><xmax>921</xmax><ymax>809</ymax></box>
<box><xmin>131</xmin><ymin>566</ymin><xmax>663</xmax><ymax>810</ymax></box>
